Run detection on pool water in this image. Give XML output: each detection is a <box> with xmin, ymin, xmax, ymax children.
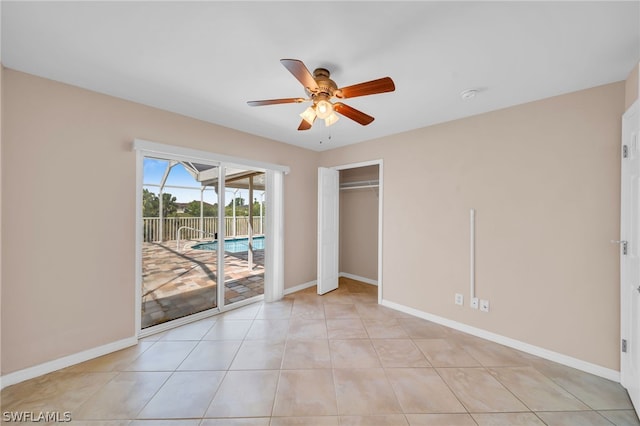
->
<box><xmin>192</xmin><ymin>236</ymin><xmax>265</xmax><ymax>253</ymax></box>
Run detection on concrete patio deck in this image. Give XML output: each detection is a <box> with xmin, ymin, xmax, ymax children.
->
<box><xmin>141</xmin><ymin>240</ymin><xmax>264</xmax><ymax>328</ymax></box>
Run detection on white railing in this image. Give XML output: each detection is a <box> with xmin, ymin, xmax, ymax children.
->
<box><xmin>143</xmin><ymin>216</ymin><xmax>264</xmax><ymax>242</ymax></box>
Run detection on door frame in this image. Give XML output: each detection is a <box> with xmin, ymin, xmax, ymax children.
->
<box><xmin>133</xmin><ymin>139</ymin><xmax>289</xmax><ymax>336</ymax></box>
<box><xmin>318</xmin><ymin>159</ymin><xmax>384</xmax><ymax>303</ymax></box>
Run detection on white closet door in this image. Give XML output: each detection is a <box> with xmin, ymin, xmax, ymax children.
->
<box><xmin>317</xmin><ymin>167</ymin><xmax>339</xmax><ymax>295</ymax></box>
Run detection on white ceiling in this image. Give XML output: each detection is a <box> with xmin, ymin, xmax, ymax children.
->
<box><xmin>2</xmin><ymin>1</ymin><xmax>638</xmax><ymax>151</ymax></box>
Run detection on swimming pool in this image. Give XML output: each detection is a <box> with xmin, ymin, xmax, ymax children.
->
<box><xmin>191</xmin><ymin>236</ymin><xmax>265</xmax><ymax>253</ymax></box>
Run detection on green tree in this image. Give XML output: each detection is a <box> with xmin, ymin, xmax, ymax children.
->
<box><xmin>142</xmin><ymin>189</ymin><xmax>158</xmax><ymax>217</ymax></box>
<box><xmin>252</xmin><ymin>198</ymin><xmax>263</xmax><ymax>216</ymax></box>
<box><xmin>141</xmin><ymin>189</ymin><xmax>178</xmax><ymax>217</ymax></box>
<box><xmin>184</xmin><ymin>201</ymin><xmax>217</xmax><ymax>217</ymax></box>
<box><xmin>161</xmin><ymin>193</ymin><xmax>178</xmax><ymax>217</ymax></box>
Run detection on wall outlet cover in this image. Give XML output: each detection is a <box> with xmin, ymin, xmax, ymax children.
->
<box><xmin>480</xmin><ymin>299</ymin><xmax>490</xmax><ymax>312</ymax></box>
<box><xmin>470</xmin><ymin>298</ymin><xmax>479</xmax><ymax>309</ymax></box>
<box><xmin>455</xmin><ymin>293</ymin><xmax>464</xmax><ymax>306</ymax></box>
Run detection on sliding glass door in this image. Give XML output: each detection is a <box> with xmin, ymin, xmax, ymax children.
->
<box><xmin>141</xmin><ymin>157</ymin><xmax>221</xmax><ymax>328</ymax></box>
<box><xmin>139</xmin><ymin>155</ymin><xmax>267</xmax><ymax>329</ymax></box>
<box><xmin>221</xmin><ymin>167</ymin><xmax>266</xmax><ymax>307</ymax></box>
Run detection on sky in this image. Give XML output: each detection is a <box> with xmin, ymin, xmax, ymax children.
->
<box><xmin>143</xmin><ymin>157</ymin><xmax>263</xmax><ymax>205</ymax></box>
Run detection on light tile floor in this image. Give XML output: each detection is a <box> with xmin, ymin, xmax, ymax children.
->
<box><xmin>2</xmin><ymin>278</ymin><xmax>639</xmax><ymax>425</ymax></box>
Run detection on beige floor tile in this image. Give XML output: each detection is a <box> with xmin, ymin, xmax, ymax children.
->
<box><xmin>270</xmin><ymin>416</ymin><xmax>339</xmax><ymax>425</ymax></box>
<box><xmin>354</xmin><ymin>304</ymin><xmax>398</xmax><ymax>320</ymax></box>
<box><xmin>123</xmin><ymin>341</ymin><xmax>197</xmax><ymax>371</ymax></box>
<box><xmin>536</xmin><ymin>363</ymin><xmax>633</xmax><ymax>410</ymax></box>
<box><xmin>1</xmin><ymin>372</ymin><xmax>118</xmax><ymax>413</ymax></box>
<box><xmin>177</xmin><ymin>340</ymin><xmax>242</xmax><ymax>370</ymax></box>
<box><xmin>73</xmin><ymin>371</ymin><xmax>171</xmax><ymax>419</ymax></box>
<box><xmin>218</xmin><ymin>304</ymin><xmax>261</xmax><ymax>319</ymax></box>
<box><xmin>64</xmin><ymin>342</ymin><xmax>155</xmax><ymax>373</ymax></box>
<box><xmin>329</xmin><ymin>339</ymin><xmax>381</xmax><ymax>368</ymax></box>
<box><xmin>256</xmin><ymin>300</ymin><xmax>293</xmax><ymax>319</ymax></box>
<box><xmin>488</xmin><ymin>367</ymin><xmax>589</xmax><ymax>411</ymax></box>
<box><xmin>319</xmin><ymin>291</ymin><xmax>354</xmax><ymax>304</ymax></box>
<box><xmin>437</xmin><ymin>367</ymin><xmax>529</xmax><ymax>412</ymax></box>
<box><xmin>200</xmin><ymin>419</ymin><xmax>270</xmax><ymax>425</ymax></box>
<box><xmin>287</xmin><ymin>317</ymin><xmax>328</xmax><ymax>339</ymax></box>
<box><xmin>598</xmin><ymin>410</ymin><xmax>640</xmax><ymax>426</ymax></box>
<box><xmin>204</xmin><ymin>370</ymin><xmax>279</xmax><ymax>417</ymax></box>
<box><xmin>324</xmin><ymin>303</ymin><xmax>360</xmax><ymax>318</ymax></box>
<box><xmin>290</xmin><ymin>300</ymin><xmax>326</xmax><ymax>319</ymax></box>
<box><xmin>340</xmin><ymin>414</ymin><xmax>409</xmax><ymax>425</ymax></box>
<box><xmin>160</xmin><ymin>318</ymin><xmax>217</xmax><ymax>340</ymax></box>
<box><xmin>245</xmin><ymin>319</ymin><xmax>290</xmax><ymax>340</ymax></box>
<box><xmin>333</xmin><ymin>368</ymin><xmax>402</xmax><ymax>415</ymax></box>
<box><xmin>371</xmin><ymin>339</ymin><xmax>431</xmax><ymax>368</ymax></box>
<box><xmin>202</xmin><ymin>319</ymin><xmax>252</xmax><ymax>340</ymax></box>
<box><xmin>405</xmin><ymin>413</ymin><xmax>478</xmax><ymax>426</ymax></box>
<box><xmin>326</xmin><ymin>318</ymin><xmax>368</xmax><ymax>339</ymax></box>
<box><xmin>230</xmin><ymin>339</ymin><xmax>285</xmax><ymax>369</ymax></box>
<box><xmin>272</xmin><ymin>369</ymin><xmax>338</xmax><ymax>416</ymax></box>
<box><xmin>536</xmin><ymin>410</ymin><xmax>616</xmax><ymax>425</ymax></box>
<box><xmin>137</xmin><ymin>371</ymin><xmax>225</xmax><ymax>418</ymax></box>
<box><xmin>462</xmin><ymin>340</ymin><xmax>529</xmax><ymax>367</ymax></box>
<box><xmin>3</xmin><ymin>278</ymin><xmax>634</xmax><ymax>425</ymax></box>
<box><xmin>363</xmin><ymin>319</ymin><xmax>410</xmax><ymax>338</ymax></box>
<box><xmin>413</xmin><ymin>339</ymin><xmax>481</xmax><ymax>368</ymax></box>
<box><xmin>385</xmin><ymin>368</ymin><xmax>466</xmax><ymax>414</ymax></box>
<box><xmin>471</xmin><ymin>412</ymin><xmax>546</xmax><ymax>425</ymax></box>
<box><xmin>398</xmin><ymin>318</ymin><xmax>452</xmax><ymax>339</ymax></box>
<box><xmin>282</xmin><ymin>340</ymin><xmax>332</xmax><ymax>369</ymax></box>
<box><xmin>350</xmin><ymin>292</ymin><xmax>379</xmax><ymax>304</ymax></box>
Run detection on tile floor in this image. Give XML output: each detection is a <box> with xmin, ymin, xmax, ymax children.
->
<box><xmin>2</xmin><ymin>278</ymin><xmax>639</xmax><ymax>425</ymax></box>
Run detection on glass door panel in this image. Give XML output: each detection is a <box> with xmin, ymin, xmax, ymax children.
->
<box><xmin>222</xmin><ymin>167</ymin><xmax>266</xmax><ymax>307</ymax></box>
<box><xmin>141</xmin><ymin>156</ymin><xmax>219</xmax><ymax>328</ymax></box>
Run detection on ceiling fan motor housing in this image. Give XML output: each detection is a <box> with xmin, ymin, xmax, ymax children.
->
<box><xmin>311</xmin><ymin>68</ymin><xmax>337</xmax><ymax>99</ymax></box>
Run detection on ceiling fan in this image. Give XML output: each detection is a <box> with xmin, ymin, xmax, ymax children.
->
<box><xmin>247</xmin><ymin>59</ymin><xmax>395</xmax><ymax>130</ymax></box>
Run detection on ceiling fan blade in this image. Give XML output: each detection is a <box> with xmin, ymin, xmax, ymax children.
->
<box><xmin>335</xmin><ymin>77</ymin><xmax>395</xmax><ymax>99</ymax></box>
<box><xmin>333</xmin><ymin>103</ymin><xmax>375</xmax><ymax>126</ymax></box>
<box><xmin>298</xmin><ymin>117</ymin><xmax>314</xmax><ymax>131</ymax></box>
<box><xmin>247</xmin><ymin>98</ymin><xmax>306</xmax><ymax>106</ymax></box>
<box><xmin>280</xmin><ymin>59</ymin><xmax>319</xmax><ymax>91</ymax></box>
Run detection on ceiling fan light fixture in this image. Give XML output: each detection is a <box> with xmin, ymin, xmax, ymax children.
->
<box><xmin>324</xmin><ymin>111</ymin><xmax>340</xmax><ymax>127</ymax></box>
<box><xmin>315</xmin><ymin>99</ymin><xmax>333</xmax><ymax>119</ymax></box>
<box><xmin>300</xmin><ymin>106</ymin><xmax>316</xmax><ymax>124</ymax></box>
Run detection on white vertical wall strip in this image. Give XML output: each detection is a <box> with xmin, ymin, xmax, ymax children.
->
<box><xmin>470</xmin><ymin>208</ymin><xmax>476</xmax><ymax>300</ymax></box>
<box><xmin>264</xmin><ymin>170</ymin><xmax>285</xmax><ymax>302</ymax></box>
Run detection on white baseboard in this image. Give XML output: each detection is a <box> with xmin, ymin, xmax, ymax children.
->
<box><xmin>0</xmin><ymin>336</ymin><xmax>138</xmax><ymax>390</ymax></box>
<box><xmin>339</xmin><ymin>272</ymin><xmax>378</xmax><ymax>286</ymax></box>
<box><xmin>381</xmin><ymin>299</ymin><xmax>620</xmax><ymax>383</ymax></box>
<box><xmin>284</xmin><ymin>280</ymin><xmax>317</xmax><ymax>295</ymax></box>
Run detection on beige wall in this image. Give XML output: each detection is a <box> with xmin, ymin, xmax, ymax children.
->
<box><xmin>0</xmin><ymin>66</ymin><xmax>628</xmax><ymax>376</ymax></box>
<box><xmin>321</xmin><ymin>82</ymin><xmax>625</xmax><ymax>370</ymax></box>
<box><xmin>1</xmin><ymin>69</ymin><xmax>318</xmax><ymax>374</ymax></box>
<box><xmin>625</xmin><ymin>62</ymin><xmax>639</xmax><ymax>110</ymax></box>
<box><xmin>339</xmin><ymin>166</ymin><xmax>379</xmax><ymax>281</ymax></box>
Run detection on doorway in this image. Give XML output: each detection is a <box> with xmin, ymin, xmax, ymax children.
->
<box><xmin>317</xmin><ymin>160</ymin><xmax>383</xmax><ymax>301</ymax></box>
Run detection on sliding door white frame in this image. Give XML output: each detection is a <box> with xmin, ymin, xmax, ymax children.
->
<box><xmin>133</xmin><ymin>139</ymin><xmax>289</xmax><ymax>336</ymax></box>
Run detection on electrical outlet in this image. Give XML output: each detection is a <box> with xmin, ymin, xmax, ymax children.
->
<box><xmin>455</xmin><ymin>293</ymin><xmax>464</xmax><ymax>306</ymax></box>
<box><xmin>480</xmin><ymin>299</ymin><xmax>490</xmax><ymax>312</ymax></box>
<box><xmin>470</xmin><ymin>297</ymin><xmax>479</xmax><ymax>309</ymax></box>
